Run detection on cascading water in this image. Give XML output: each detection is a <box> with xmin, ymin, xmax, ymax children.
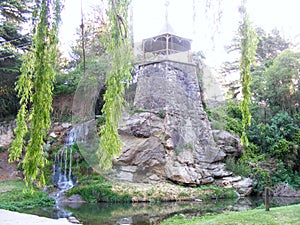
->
<box><xmin>50</xmin><ymin>120</ymin><xmax>95</xmax><ymax>218</ymax></box>
<box><xmin>51</xmin><ymin>126</ymin><xmax>79</xmax><ymax>218</ymax></box>
<box><xmin>53</xmin><ymin>129</ymin><xmax>76</xmax><ymax>193</ymax></box>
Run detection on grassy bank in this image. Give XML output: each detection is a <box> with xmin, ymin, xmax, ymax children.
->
<box><xmin>161</xmin><ymin>203</ymin><xmax>300</xmax><ymax>225</ymax></box>
<box><xmin>66</xmin><ymin>175</ymin><xmax>132</xmax><ymax>203</ymax></box>
<box><xmin>112</xmin><ymin>182</ymin><xmax>237</xmax><ymax>202</ymax></box>
<box><xmin>0</xmin><ymin>180</ymin><xmax>55</xmax><ymax>211</ymax></box>
<box><xmin>66</xmin><ymin>175</ymin><xmax>237</xmax><ymax>203</ymax></box>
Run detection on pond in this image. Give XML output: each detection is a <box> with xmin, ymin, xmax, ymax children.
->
<box><xmin>23</xmin><ymin>196</ymin><xmax>300</xmax><ymax>225</ymax></box>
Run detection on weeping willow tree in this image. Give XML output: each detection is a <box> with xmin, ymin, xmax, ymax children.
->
<box><xmin>9</xmin><ymin>0</ymin><xmax>61</xmax><ymax>187</ymax></box>
<box><xmin>238</xmin><ymin>1</ymin><xmax>257</xmax><ymax>146</ymax></box>
<box><xmin>97</xmin><ymin>0</ymin><xmax>132</xmax><ymax>169</ymax></box>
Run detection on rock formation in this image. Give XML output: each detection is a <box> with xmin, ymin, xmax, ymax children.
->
<box><xmin>0</xmin><ymin>120</ymin><xmax>15</xmax><ymax>148</ymax></box>
<box><xmin>115</xmin><ymin>60</ymin><xmax>233</xmax><ymax>185</ymax></box>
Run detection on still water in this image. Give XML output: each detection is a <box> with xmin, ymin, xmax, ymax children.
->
<box><xmin>23</xmin><ymin>197</ymin><xmax>300</xmax><ymax>225</ymax></box>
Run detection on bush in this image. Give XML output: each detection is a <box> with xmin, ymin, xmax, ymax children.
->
<box><xmin>67</xmin><ymin>184</ymin><xmax>131</xmax><ymax>203</ymax></box>
<box><xmin>225</xmin><ymin>156</ymin><xmax>249</xmax><ymax>177</ymax></box>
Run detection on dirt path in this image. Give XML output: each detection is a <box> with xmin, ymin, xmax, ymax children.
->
<box><xmin>0</xmin><ymin>210</ymin><xmax>78</xmax><ymax>225</ymax></box>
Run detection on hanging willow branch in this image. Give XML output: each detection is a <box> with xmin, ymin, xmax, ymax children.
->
<box><xmin>238</xmin><ymin>2</ymin><xmax>257</xmax><ymax>146</ymax></box>
<box><xmin>80</xmin><ymin>0</ymin><xmax>86</xmax><ymax>77</ymax></box>
<box><xmin>98</xmin><ymin>0</ymin><xmax>132</xmax><ymax>169</ymax></box>
<box><xmin>9</xmin><ymin>0</ymin><xmax>61</xmax><ymax>188</ymax></box>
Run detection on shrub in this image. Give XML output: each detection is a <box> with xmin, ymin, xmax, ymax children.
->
<box><xmin>67</xmin><ymin>184</ymin><xmax>131</xmax><ymax>203</ymax></box>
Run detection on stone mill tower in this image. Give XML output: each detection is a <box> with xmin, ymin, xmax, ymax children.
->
<box><xmin>115</xmin><ymin>3</ymin><xmax>228</xmax><ymax>185</ymax></box>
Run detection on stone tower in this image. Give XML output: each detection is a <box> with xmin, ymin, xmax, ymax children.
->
<box><xmin>115</xmin><ymin>7</ymin><xmax>228</xmax><ymax>185</ymax></box>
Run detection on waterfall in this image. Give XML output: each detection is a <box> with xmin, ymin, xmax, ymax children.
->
<box><xmin>51</xmin><ymin>127</ymin><xmax>78</xmax><ymax>218</ymax></box>
<box><xmin>50</xmin><ymin>120</ymin><xmax>95</xmax><ymax>219</ymax></box>
<box><xmin>54</xmin><ymin>147</ymin><xmax>74</xmax><ymax>191</ymax></box>
<box><xmin>53</xmin><ymin>129</ymin><xmax>77</xmax><ymax>191</ymax></box>
<box><xmin>52</xmin><ymin>120</ymin><xmax>93</xmax><ymax>191</ymax></box>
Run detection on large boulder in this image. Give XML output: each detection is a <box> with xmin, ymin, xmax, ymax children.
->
<box><xmin>212</xmin><ymin>130</ymin><xmax>243</xmax><ymax>157</ymax></box>
<box><xmin>273</xmin><ymin>183</ymin><xmax>300</xmax><ymax>197</ymax></box>
<box><xmin>115</xmin><ymin>111</ymin><xmax>228</xmax><ymax>185</ymax></box>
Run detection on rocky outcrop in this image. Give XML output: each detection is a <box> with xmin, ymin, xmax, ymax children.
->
<box><xmin>218</xmin><ymin>176</ymin><xmax>254</xmax><ymax>197</ymax></box>
<box><xmin>0</xmin><ymin>120</ymin><xmax>15</xmax><ymax>148</ymax></box>
<box><xmin>273</xmin><ymin>183</ymin><xmax>300</xmax><ymax>197</ymax></box>
<box><xmin>115</xmin><ymin>61</ymin><xmax>232</xmax><ymax>186</ymax></box>
<box><xmin>212</xmin><ymin>130</ymin><xmax>243</xmax><ymax>157</ymax></box>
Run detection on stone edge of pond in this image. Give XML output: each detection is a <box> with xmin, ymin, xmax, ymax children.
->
<box><xmin>0</xmin><ymin>209</ymin><xmax>81</xmax><ymax>225</ymax></box>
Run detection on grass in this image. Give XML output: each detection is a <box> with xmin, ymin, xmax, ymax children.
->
<box><xmin>0</xmin><ymin>180</ymin><xmax>55</xmax><ymax>211</ymax></box>
<box><xmin>66</xmin><ymin>175</ymin><xmax>237</xmax><ymax>203</ymax></box>
<box><xmin>161</xmin><ymin>203</ymin><xmax>300</xmax><ymax>225</ymax></box>
<box><xmin>66</xmin><ymin>175</ymin><xmax>132</xmax><ymax>203</ymax></box>
<box><xmin>112</xmin><ymin>182</ymin><xmax>237</xmax><ymax>202</ymax></box>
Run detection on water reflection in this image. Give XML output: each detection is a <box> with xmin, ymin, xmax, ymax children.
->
<box><xmin>23</xmin><ymin>197</ymin><xmax>300</xmax><ymax>225</ymax></box>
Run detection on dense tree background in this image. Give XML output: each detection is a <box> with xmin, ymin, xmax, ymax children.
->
<box><xmin>0</xmin><ymin>0</ymin><xmax>31</xmax><ymax>119</ymax></box>
<box><xmin>213</xmin><ymin>23</ymin><xmax>300</xmax><ymax>191</ymax></box>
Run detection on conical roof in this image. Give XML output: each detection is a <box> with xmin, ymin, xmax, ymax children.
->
<box><xmin>141</xmin><ymin>1</ymin><xmax>191</xmax><ymax>54</ymax></box>
<box><xmin>158</xmin><ymin>21</ymin><xmax>177</xmax><ymax>36</ymax></box>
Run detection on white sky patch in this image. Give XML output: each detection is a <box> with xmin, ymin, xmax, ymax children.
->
<box><xmin>59</xmin><ymin>0</ymin><xmax>300</xmax><ymax>63</ymax></box>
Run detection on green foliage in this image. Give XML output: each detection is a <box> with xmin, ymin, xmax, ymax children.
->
<box><xmin>0</xmin><ymin>0</ymin><xmax>30</xmax><ymax>22</ymax></box>
<box><xmin>174</xmin><ymin>145</ymin><xmax>181</xmax><ymax>156</ymax></box>
<box><xmin>0</xmin><ymin>146</ymin><xmax>7</xmax><ymax>152</ymax></box>
<box><xmin>0</xmin><ymin>180</ymin><xmax>55</xmax><ymax>211</ymax></box>
<box><xmin>248</xmin><ymin>111</ymin><xmax>299</xmax><ymax>175</ymax></box>
<box><xmin>9</xmin><ymin>0</ymin><xmax>61</xmax><ymax>188</ymax></box>
<box><xmin>98</xmin><ymin>0</ymin><xmax>133</xmax><ymax>170</ymax></box>
<box><xmin>67</xmin><ymin>175</ymin><xmax>131</xmax><ymax>203</ymax></box>
<box><xmin>270</xmin><ymin>139</ymin><xmax>291</xmax><ymax>159</ymax></box>
<box><xmin>225</xmin><ymin>117</ymin><xmax>243</xmax><ymax>136</ymax></box>
<box><xmin>67</xmin><ymin>185</ymin><xmax>131</xmax><ymax>203</ymax></box>
<box><xmin>272</xmin><ymin>162</ymin><xmax>300</xmax><ymax>189</ymax></box>
<box><xmin>54</xmin><ymin>72</ymin><xmax>80</xmax><ymax>96</ymax></box>
<box><xmin>225</xmin><ymin>156</ymin><xmax>249</xmax><ymax>177</ymax></box>
<box><xmin>0</xmin><ymin>20</ymin><xmax>30</xmax><ymax>118</ymax></box>
<box><xmin>183</xmin><ymin>142</ymin><xmax>194</xmax><ymax>150</ymax></box>
<box><xmin>263</xmin><ymin>50</ymin><xmax>300</xmax><ymax>116</ymax></box>
<box><xmin>225</xmin><ymin>142</ymin><xmax>273</xmax><ymax>193</ymax></box>
<box><xmin>220</xmin><ymin>7</ymin><xmax>298</xmax><ymax>194</ymax></box>
<box><xmin>238</xmin><ymin>3</ymin><xmax>258</xmax><ymax>146</ymax></box>
<box><xmin>255</xmin><ymin>28</ymin><xmax>290</xmax><ymax>64</ymax></box>
<box><xmin>0</xmin><ymin>191</ymin><xmax>55</xmax><ymax>211</ymax></box>
<box><xmin>158</xmin><ymin>109</ymin><xmax>165</xmax><ymax>119</ymax></box>
<box><xmin>209</xmin><ymin>101</ymin><xmax>243</xmax><ymax>136</ymax></box>
<box><xmin>54</xmin><ymin>56</ymin><xmax>109</xmax><ymax>97</ymax></box>
<box><xmin>197</xmin><ymin>185</ymin><xmax>237</xmax><ymax>200</ymax></box>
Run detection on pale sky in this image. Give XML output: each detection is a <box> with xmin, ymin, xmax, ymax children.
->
<box><xmin>59</xmin><ymin>0</ymin><xmax>300</xmax><ymax>64</ymax></box>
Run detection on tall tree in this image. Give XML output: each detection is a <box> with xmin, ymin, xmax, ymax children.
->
<box><xmin>238</xmin><ymin>1</ymin><xmax>257</xmax><ymax>145</ymax></box>
<box><xmin>9</xmin><ymin>0</ymin><xmax>61</xmax><ymax>187</ymax></box>
<box><xmin>255</xmin><ymin>28</ymin><xmax>290</xmax><ymax>66</ymax></box>
<box><xmin>0</xmin><ymin>0</ymin><xmax>31</xmax><ymax>119</ymax></box>
<box><xmin>264</xmin><ymin>50</ymin><xmax>300</xmax><ymax>116</ymax></box>
<box><xmin>0</xmin><ymin>0</ymin><xmax>29</xmax><ymax>22</ymax></box>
